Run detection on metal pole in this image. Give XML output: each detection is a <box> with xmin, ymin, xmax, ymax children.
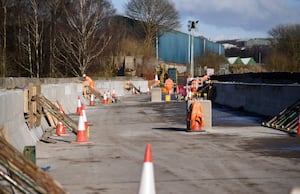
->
<box><xmin>191</xmin><ymin>30</ymin><xmax>194</xmax><ymax>78</ymax></box>
<box><xmin>188</xmin><ymin>33</ymin><xmax>190</xmax><ymax>65</ymax></box>
<box><xmin>156</xmin><ymin>36</ymin><xmax>158</xmax><ymax>60</ymax></box>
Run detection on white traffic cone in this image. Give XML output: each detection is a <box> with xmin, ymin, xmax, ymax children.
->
<box><xmin>75</xmin><ymin>109</ymin><xmax>87</xmax><ymax>143</ymax></box>
<box><xmin>138</xmin><ymin>144</ymin><xmax>156</xmax><ymax>194</ymax></box>
<box><xmin>112</xmin><ymin>88</ymin><xmax>116</xmax><ymax>98</ymax></box>
<box><xmin>82</xmin><ymin>108</ymin><xmax>88</xmax><ymax>131</ymax></box>
<box><xmin>90</xmin><ymin>93</ymin><xmax>95</xmax><ymax>106</ymax></box>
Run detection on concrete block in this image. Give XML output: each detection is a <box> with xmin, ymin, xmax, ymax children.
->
<box><xmin>199</xmin><ymin>100</ymin><xmax>212</xmax><ymax>130</ymax></box>
<box><xmin>151</xmin><ymin>88</ymin><xmax>162</xmax><ymax>102</ymax></box>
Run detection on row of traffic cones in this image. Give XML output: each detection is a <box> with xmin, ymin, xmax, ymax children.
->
<box><xmin>57</xmin><ymin>103</ymin><xmax>156</xmax><ymax>193</ymax></box>
<box><xmin>55</xmin><ymin>96</ymin><xmax>91</xmax><ymax>144</ymax></box>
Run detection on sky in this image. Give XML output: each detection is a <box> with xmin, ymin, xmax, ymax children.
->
<box><xmin>109</xmin><ymin>0</ymin><xmax>300</xmax><ymax>41</ymax></box>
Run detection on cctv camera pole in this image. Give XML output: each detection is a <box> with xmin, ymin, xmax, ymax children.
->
<box><xmin>191</xmin><ymin>30</ymin><xmax>194</xmax><ymax>78</ymax></box>
<box><xmin>188</xmin><ymin>20</ymin><xmax>198</xmax><ymax>78</ymax></box>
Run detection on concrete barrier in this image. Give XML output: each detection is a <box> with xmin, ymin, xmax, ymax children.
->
<box><xmin>214</xmin><ymin>82</ymin><xmax>300</xmax><ymax>116</ymax></box>
<box><xmin>0</xmin><ymin>90</ymin><xmax>42</xmax><ymax>151</ymax></box>
<box><xmin>2</xmin><ymin>79</ymin><xmax>298</xmax><ymax>152</ymax></box>
<box><xmin>0</xmin><ymin>80</ymin><xmax>149</xmax><ymax>151</ymax></box>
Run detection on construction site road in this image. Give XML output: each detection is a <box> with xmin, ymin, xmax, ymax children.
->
<box><xmin>37</xmin><ymin>94</ymin><xmax>300</xmax><ymax>194</ymax></box>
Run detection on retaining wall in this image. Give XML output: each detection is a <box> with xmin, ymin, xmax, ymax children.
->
<box><xmin>2</xmin><ymin>79</ymin><xmax>299</xmax><ymax>152</ymax></box>
<box><xmin>0</xmin><ymin>90</ymin><xmax>43</xmax><ymax>151</ymax></box>
<box><xmin>0</xmin><ymin>80</ymin><xmax>149</xmax><ymax>152</ymax></box>
<box><xmin>214</xmin><ymin>82</ymin><xmax>300</xmax><ymax>116</ymax></box>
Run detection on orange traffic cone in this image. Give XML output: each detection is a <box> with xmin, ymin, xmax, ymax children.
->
<box><xmin>55</xmin><ymin>121</ymin><xmax>66</xmax><ymax>136</ymax></box>
<box><xmin>103</xmin><ymin>92</ymin><xmax>108</xmax><ymax>104</ymax></box>
<box><xmin>82</xmin><ymin>108</ymin><xmax>88</xmax><ymax>131</ymax></box>
<box><xmin>74</xmin><ymin>109</ymin><xmax>89</xmax><ymax>143</ymax></box>
<box><xmin>76</xmin><ymin>96</ymin><xmax>81</xmax><ymax>115</ymax></box>
<box><xmin>112</xmin><ymin>88</ymin><xmax>116</xmax><ymax>98</ymax></box>
<box><xmin>90</xmin><ymin>93</ymin><xmax>95</xmax><ymax>106</ymax></box>
<box><xmin>138</xmin><ymin>144</ymin><xmax>156</xmax><ymax>194</ymax></box>
<box><xmin>297</xmin><ymin>113</ymin><xmax>300</xmax><ymax>136</ymax></box>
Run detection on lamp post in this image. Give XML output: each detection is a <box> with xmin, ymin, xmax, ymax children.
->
<box><xmin>188</xmin><ymin>20</ymin><xmax>198</xmax><ymax>78</ymax></box>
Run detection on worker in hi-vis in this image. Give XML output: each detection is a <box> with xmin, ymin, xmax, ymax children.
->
<box><xmin>82</xmin><ymin>74</ymin><xmax>95</xmax><ymax>98</ymax></box>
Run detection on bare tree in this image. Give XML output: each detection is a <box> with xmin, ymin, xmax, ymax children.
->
<box><xmin>58</xmin><ymin>0</ymin><xmax>115</xmax><ymax>76</ymax></box>
<box><xmin>125</xmin><ymin>0</ymin><xmax>180</xmax><ymax>50</ymax></box>
<box><xmin>0</xmin><ymin>0</ymin><xmax>7</xmax><ymax>77</ymax></box>
<box><xmin>45</xmin><ymin>0</ymin><xmax>64</xmax><ymax>77</ymax></box>
<box><xmin>269</xmin><ymin>24</ymin><xmax>300</xmax><ymax>72</ymax></box>
<box><xmin>11</xmin><ymin>0</ymin><xmax>44</xmax><ymax>77</ymax></box>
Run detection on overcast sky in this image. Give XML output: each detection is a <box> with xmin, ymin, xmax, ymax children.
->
<box><xmin>110</xmin><ymin>0</ymin><xmax>300</xmax><ymax>41</ymax></box>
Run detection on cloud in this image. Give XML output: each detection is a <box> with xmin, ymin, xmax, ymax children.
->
<box><xmin>173</xmin><ymin>0</ymin><xmax>300</xmax><ymax>32</ymax></box>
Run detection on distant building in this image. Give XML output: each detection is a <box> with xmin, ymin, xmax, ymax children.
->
<box><xmin>227</xmin><ymin>57</ymin><xmax>256</xmax><ymax>65</ymax></box>
<box><xmin>158</xmin><ymin>30</ymin><xmax>225</xmax><ymax>64</ymax></box>
<box><xmin>241</xmin><ymin>57</ymin><xmax>256</xmax><ymax>65</ymax></box>
<box><xmin>245</xmin><ymin>38</ymin><xmax>271</xmax><ymax>47</ymax></box>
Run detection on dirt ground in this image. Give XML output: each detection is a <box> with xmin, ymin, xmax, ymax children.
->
<box><xmin>37</xmin><ymin>94</ymin><xmax>300</xmax><ymax>194</ymax></box>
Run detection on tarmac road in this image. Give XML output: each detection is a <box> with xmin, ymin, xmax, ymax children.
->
<box><xmin>37</xmin><ymin>94</ymin><xmax>300</xmax><ymax>194</ymax></box>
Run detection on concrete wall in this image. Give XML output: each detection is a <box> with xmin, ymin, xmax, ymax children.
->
<box><xmin>2</xmin><ymin>79</ymin><xmax>298</xmax><ymax>152</ymax></box>
<box><xmin>0</xmin><ymin>80</ymin><xmax>149</xmax><ymax>152</ymax></box>
<box><xmin>214</xmin><ymin>82</ymin><xmax>300</xmax><ymax>116</ymax></box>
<box><xmin>0</xmin><ymin>90</ymin><xmax>43</xmax><ymax>151</ymax></box>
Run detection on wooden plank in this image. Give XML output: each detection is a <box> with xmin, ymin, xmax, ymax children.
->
<box><xmin>35</xmin><ymin>85</ymin><xmax>42</xmax><ymax>126</ymax></box>
<box><xmin>28</xmin><ymin>83</ymin><xmax>34</xmax><ymax>128</ymax></box>
<box><xmin>34</xmin><ymin>95</ymin><xmax>78</xmax><ymax>134</ymax></box>
<box><xmin>23</xmin><ymin>89</ymin><xmax>29</xmax><ymax>113</ymax></box>
<box><xmin>0</xmin><ymin>128</ymin><xmax>10</xmax><ymax>144</ymax></box>
<box><xmin>44</xmin><ymin>109</ymin><xmax>56</xmax><ymax>128</ymax></box>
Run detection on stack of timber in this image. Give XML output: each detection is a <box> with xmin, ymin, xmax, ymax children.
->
<box><xmin>33</xmin><ymin>95</ymin><xmax>78</xmax><ymax>135</ymax></box>
<box><xmin>262</xmin><ymin>100</ymin><xmax>300</xmax><ymax>133</ymax></box>
<box><xmin>0</xmin><ymin>134</ymin><xmax>67</xmax><ymax>194</ymax></box>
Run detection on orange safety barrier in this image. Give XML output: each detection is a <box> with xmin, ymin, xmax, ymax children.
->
<box><xmin>187</xmin><ymin>100</ymin><xmax>205</xmax><ymax>131</ymax></box>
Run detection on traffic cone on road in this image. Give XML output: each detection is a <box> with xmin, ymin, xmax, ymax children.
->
<box><xmin>82</xmin><ymin>108</ymin><xmax>90</xmax><ymax>139</ymax></box>
<box><xmin>55</xmin><ymin>121</ymin><xmax>66</xmax><ymax>136</ymax></box>
<box><xmin>75</xmin><ymin>110</ymin><xmax>87</xmax><ymax>143</ymax></box>
<box><xmin>90</xmin><ymin>93</ymin><xmax>95</xmax><ymax>106</ymax></box>
<box><xmin>138</xmin><ymin>144</ymin><xmax>156</xmax><ymax>194</ymax></box>
<box><xmin>82</xmin><ymin>108</ymin><xmax>88</xmax><ymax>130</ymax></box>
<box><xmin>76</xmin><ymin>96</ymin><xmax>81</xmax><ymax>115</ymax></box>
<box><xmin>112</xmin><ymin>88</ymin><xmax>116</xmax><ymax>98</ymax></box>
<box><xmin>103</xmin><ymin>92</ymin><xmax>108</xmax><ymax>104</ymax></box>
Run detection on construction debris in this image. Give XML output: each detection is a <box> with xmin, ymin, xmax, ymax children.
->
<box><xmin>33</xmin><ymin>95</ymin><xmax>78</xmax><ymax>135</ymax></box>
<box><xmin>0</xmin><ymin>135</ymin><xmax>67</xmax><ymax>194</ymax></box>
<box><xmin>262</xmin><ymin>100</ymin><xmax>300</xmax><ymax>133</ymax></box>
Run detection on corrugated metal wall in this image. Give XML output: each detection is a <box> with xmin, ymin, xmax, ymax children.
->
<box><xmin>158</xmin><ymin>30</ymin><xmax>224</xmax><ymax>64</ymax></box>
